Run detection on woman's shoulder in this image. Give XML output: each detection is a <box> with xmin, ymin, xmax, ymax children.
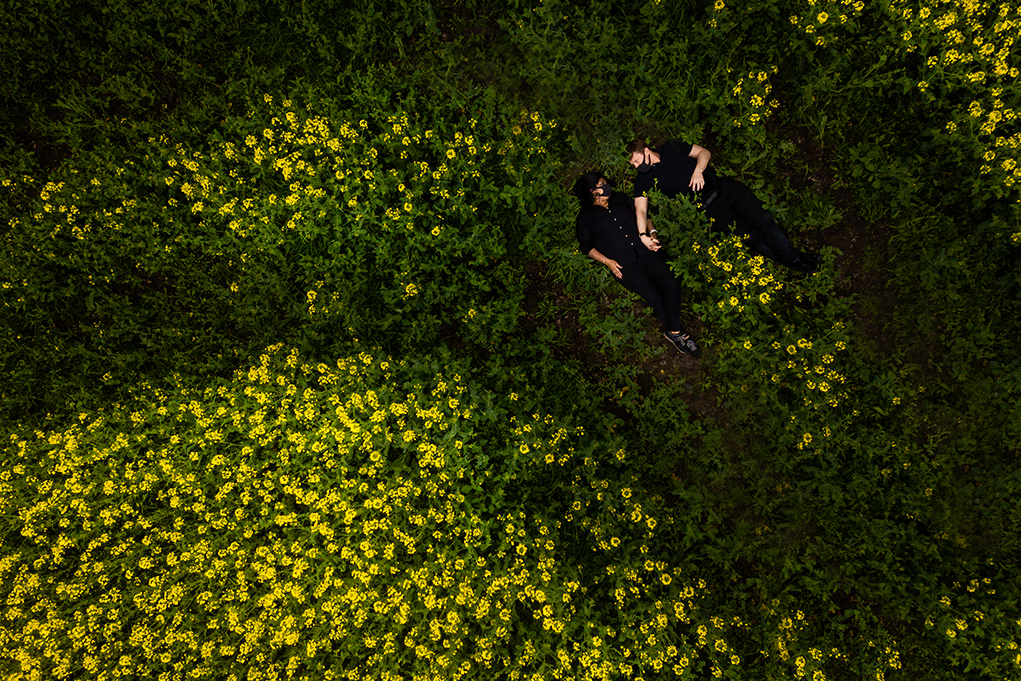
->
<box><xmin>610</xmin><ymin>193</ymin><xmax>635</xmax><ymax>209</ymax></box>
<box><xmin>576</xmin><ymin>204</ymin><xmax>597</xmax><ymax>225</ymax></box>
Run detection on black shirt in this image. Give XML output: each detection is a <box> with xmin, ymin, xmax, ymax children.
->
<box><xmin>633</xmin><ymin>140</ymin><xmax>717</xmax><ymax>201</ymax></box>
<box><xmin>575</xmin><ymin>193</ymin><xmax>642</xmax><ymax>266</ymax></box>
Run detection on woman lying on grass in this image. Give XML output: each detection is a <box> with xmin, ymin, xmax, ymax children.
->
<box><xmin>573</xmin><ymin>172</ymin><xmax>701</xmax><ymax>358</ymax></box>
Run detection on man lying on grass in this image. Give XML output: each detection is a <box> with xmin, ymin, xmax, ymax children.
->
<box><xmin>573</xmin><ymin>172</ymin><xmax>701</xmax><ymax>358</ymax></box>
<box><xmin>627</xmin><ymin>139</ymin><xmax>818</xmax><ymax>273</ymax></box>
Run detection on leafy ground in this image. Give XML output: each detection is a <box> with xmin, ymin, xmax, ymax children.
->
<box><xmin>2</xmin><ymin>1</ymin><xmax>1020</xmax><ymax>680</ymax></box>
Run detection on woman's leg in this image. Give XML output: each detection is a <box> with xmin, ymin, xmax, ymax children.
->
<box><xmin>616</xmin><ymin>255</ymin><xmax>684</xmax><ymax>333</ymax></box>
<box><xmin>640</xmin><ymin>250</ymin><xmax>685</xmax><ymax>332</ymax></box>
<box><xmin>618</xmin><ymin>253</ymin><xmax>701</xmax><ymax>356</ymax></box>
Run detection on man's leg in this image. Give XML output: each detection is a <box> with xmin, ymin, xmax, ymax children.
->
<box><xmin>717</xmin><ymin>178</ymin><xmax>814</xmax><ymax>270</ymax></box>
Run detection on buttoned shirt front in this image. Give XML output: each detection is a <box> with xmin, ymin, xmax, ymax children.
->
<box><xmin>575</xmin><ymin>193</ymin><xmax>642</xmax><ymax>266</ymax></box>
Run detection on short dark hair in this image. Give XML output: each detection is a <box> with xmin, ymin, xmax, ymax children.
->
<box><xmin>572</xmin><ymin>172</ymin><xmax>606</xmax><ymax>210</ymax></box>
<box><xmin>625</xmin><ymin>139</ymin><xmax>649</xmax><ymax>156</ymax></box>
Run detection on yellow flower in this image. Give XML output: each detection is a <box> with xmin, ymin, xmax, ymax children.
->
<box><xmin>519</xmin><ymin>444</ymin><xmax>529</xmax><ymax>454</ymax></box>
<box><xmin>787</xmin><ymin>345</ymin><xmax>797</xmax><ymax>355</ymax></box>
<box><xmin>817</xmin><ymin>12</ymin><xmax>828</xmax><ymax>23</ymax></box>
<box><xmin>446</xmin><ymin>149</ymin><xmax>456</xmax><ymax>159</ymax></box>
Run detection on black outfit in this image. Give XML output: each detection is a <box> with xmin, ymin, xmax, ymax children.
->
<box><xmin>634</xmin><ymin>141</ymin><xmax>814</xmax><ymax>270</ymax></box>
<box><xmin>576</xmin><ymin>193</ymin><xmax>686</xmax><ymax>333</ymax></box>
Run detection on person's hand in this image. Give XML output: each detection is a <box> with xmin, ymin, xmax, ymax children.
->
<box><xmin>640</xmin><ymin>233</ymin><xmax>661</xmax><ymax>252</ymax></box>
<box><xmin>689</xmin><ymin>169</ymin><xmax>705</xmax><ymax>191</ymax></box>
<box><xmin>605</xmin><ymin>259</ymin><xmax>623</xmax><ymax>278</ymax></box>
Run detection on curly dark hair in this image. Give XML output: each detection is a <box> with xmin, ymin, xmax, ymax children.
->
<box><xmin>572</xmin><ymin>172</ymin><xmax>607</xmax><ymax>210</ymax></box>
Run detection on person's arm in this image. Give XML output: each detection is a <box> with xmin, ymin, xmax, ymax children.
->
<box><xmin>633</xmin><ymin>196</ymin><xmax>661</xmax><ymax>251</ymax></box>
<box><xmin>634</xmin><ymin>195</ymin><xmax>651</xmax><ymax>235</ymax></box>
<box><xmin>688</xmin><ymin>143</ymin><xmax>711</xmax><ymax>191</ymax></box>
<box><xmin>587</xmin><ymin>248</ymin><xmax>622</xmax><ymax>278</ymax></box>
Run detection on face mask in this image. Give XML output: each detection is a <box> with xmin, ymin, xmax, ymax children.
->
<box><xmin>635</xmin><ymin>149</ymin><xmax>653</xmax><ymax>172</ymax></box>
<box><xmin>594</xmin><ymin>184</ymin><xmax>611</xmax><ymax>197</ymax></box>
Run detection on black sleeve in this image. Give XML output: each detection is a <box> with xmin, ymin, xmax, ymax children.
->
<box><xmin>576</xmin><ymin>211</ymin><xmax>594</xmax><ymax>254</ymax></box>
<box><xmin>664</xmin><ymin>139</ymin><xmax>694</xmax><ymax>156</ymax></box>
<box><xmin>633</xmin><ymin>172</ymin><xmax>652</xmax><ymax>198</ymax></box>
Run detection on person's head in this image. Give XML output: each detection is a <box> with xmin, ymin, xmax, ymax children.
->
<box><xmin>626</xmin><ymin>139</ymin><xmax>653</xmax><ymax>171</ymax></box>
<box><xmin>572</xmin><ymin>172</ymin><xmax>612</xmax><ymax>209</ymax></box>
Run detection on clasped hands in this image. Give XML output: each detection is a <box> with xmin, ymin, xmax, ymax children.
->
<box><xmin>640</xmin><ymin>233</ymin><xmax>661</xmax><ymax>252</ymax></box>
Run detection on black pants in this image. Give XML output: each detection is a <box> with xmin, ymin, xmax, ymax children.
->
<box><xmin>704</xmin><ymin>177</ymin><xmax>806</xmax><ymax>268</ymax></box>
<box><xmin>617</xmin><ymin>248</ymin><xmax>686</xmax><ymax>333</ymax></box>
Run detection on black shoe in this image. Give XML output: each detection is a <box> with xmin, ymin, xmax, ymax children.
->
<box><xmin>790</xmin><ymin>253</ymin><xmax>819</xmax><ymax>273</ymax></box>
<box><xmin>664</xmin><ymin>331</ymin><xmax>701</xmax><ymax>358</ymax></box>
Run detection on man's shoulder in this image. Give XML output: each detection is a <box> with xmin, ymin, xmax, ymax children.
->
<box><xmin>633</xmin><ymin>172</ymin><xmax>656</xmax><ymax>197</ymax></box>
<box><xmin>658</xmin><ymin>139</ymin><xmax>693</xmax><ymax>158</ymax></box>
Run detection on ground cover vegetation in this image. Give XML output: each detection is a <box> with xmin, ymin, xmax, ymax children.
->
<box><xmin>1</xmin><ymin>0</ymin><xmax>1019</xmax><ymax>679</ymax></box>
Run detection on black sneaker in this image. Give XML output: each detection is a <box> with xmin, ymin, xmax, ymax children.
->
<box><xmin>664</xmin><ymin>331</ymin><xmax>701</xmax><ymax>358</ymax></box>
<box><xmin>790</xmin><ymin>253</ymin><xmax>819</xmax><ymax>273</ymax></box>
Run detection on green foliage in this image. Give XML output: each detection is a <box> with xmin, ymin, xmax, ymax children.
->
<box><xmin>0</xmin><ymin>82</ymin><xmax>566</xmax><ymax>420</ymax></box>
<box><xmin>2</xmin><ymin>1</ymin><xmax>1021</xmax><ymax>680</ymax></box>
<box><xmin>0</xmin><ymin>345</ymin><xmax>799</xmax><ymax>680</ymax></box>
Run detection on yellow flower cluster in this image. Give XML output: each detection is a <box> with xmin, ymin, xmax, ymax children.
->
<box><xmin>701</xmin><ymin>235</ymin><xmax>784</xmax><ymax>313</ymax></box>
<box><xmin>726</xmin><ymin>66</ymin><xmax>780</xmax><ymax>127</ymax></box>
<box><xmin>789</xmin><ymin>0</ymin><xmax>864</xmax><ymax>46</ymax></box>
<box><xmin>792</xmin><ymin>0</ymin><xmax>1020</xmax><ymax>194</ymax></box>
<box><xmin>773</xmin><ymin>324</ymin><xmax>851</xmax><ymax>413</ymax></box>
<box><xmin>889</xmin><ymin>0</ymin><xmax>1020</xmax><ymax>193</ymax></box>
<box><xmin>1</xmin><ymin>344</ymin><xmax>765</xmax><ymax>681</ymax></box>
